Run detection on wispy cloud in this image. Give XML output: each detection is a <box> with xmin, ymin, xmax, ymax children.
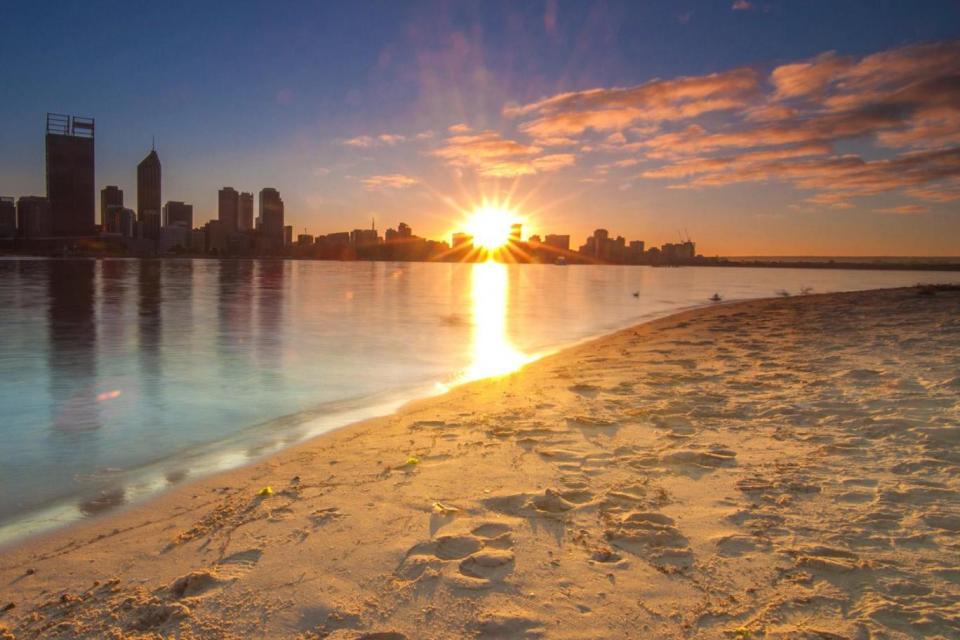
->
<box><xmin>342</xmin><ymin>132</ymin><xmax>429</xmax><ymax>148</ymax></box>
<box><xmin>875</xmin><ymin>204</ymin><xmax>929</xmax><ymax>215</ymax></box>
<box><xmin>732</xmin><ymin>1</ymin><xmax>753</xmax><ymax>11</ymax></box>
<box><xmin>503</xmin><ymin>68</ymin><xmax>760</xmax><ymax>139</ymax></box>
<box><xmin>362</xmin><ymin>174</ymin><xmax>420</xmax><ymax>190</ymax></box>
<box><xmin>615</xmin><ymin>40</ymin><xmax>960</xmax><ymax>207</ymax></box>
<box><xmin>433</xmin><ymin>130</ymin><xmax>575</xmax><ymax>177</ymax></box>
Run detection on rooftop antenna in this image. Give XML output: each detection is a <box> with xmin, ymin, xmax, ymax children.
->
<box><xmin>151</xmin><ymin>135</ymin><xmax>156</xmax><ymax>152</ymax></box>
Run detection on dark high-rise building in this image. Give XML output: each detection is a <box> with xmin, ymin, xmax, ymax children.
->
<box><xmin>105</xmin><ymin>207</ymin><xmax>136</xmax><ymax>237</ymax></box>
<box><xmin>218</xmin><ymin>187</ymin><xmax>239</xmax><ymax>232</ymax></box>
<box><xmin>45</xmin><ymin>113</ymin><xmax>95</xmax><ymax>236</ymax></box>
<box><xmin>544</xmin><ymin>234</ymin><xmax>570</xmax><ymax>251</ymax></box>
<box><xmin>238</xmin><ymin>192</ymin><xmax>254</xmax><ymax>231</ymax></box>
<box><xmin>137</xmin><ymin>146</ymin><xmax>161</xmax><ymax>240</ymax></box>
<box><xmin>17</xmin><ymin>196</ymin><xmax>53</xmax><ymax>239</ymax></box>
<box><xmin>284</xmin><ymin>225</ymin><xmax>293</xmax><ymax>247</ymax></box>
<box><xmin>100</xmin><ymin>185</ymin><xmax>123</xmax><ymax>228</ymax></box>
<box><xmin>162</xmin><ymin>201</ymin><xmax>193</xmax><ymax>228</ymax></box>
<box><xmin>0</xmin><ymin>197</ymin><xmax>15</xmax><ymax>238</ymax></box>
<box><xmin>259</xmin><ymin>188</ymin><xmax>284</xmax><ymax>247</ymax></box>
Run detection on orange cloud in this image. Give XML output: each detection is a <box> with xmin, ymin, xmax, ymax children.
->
<box><xmin>433</xmin><ymin>130</ymin><xmax>574</xmax><ymax>177</ymax></box>
<box><xmin>616</xmin><ymin>39</ymin><xmax>960</xmax><ymax>209</ymax></box>
<box><xmin>504</xmin><ymin>67</ymin><xmax>760</xmax><ymax>138</ymax></box>
<box><xmin>874</xmin><ymin>204</ymin><xmax>929</xmax><ymax>215</ymax></box>
<box><xmin>362</xmin><ymin>174</ymin><xmax>420</xmax><ymax>190</ymax></box>
<box><xmin>343</xmin><ymin>133</ymin><xmax>419</xmax><ymax>148</ymax></box>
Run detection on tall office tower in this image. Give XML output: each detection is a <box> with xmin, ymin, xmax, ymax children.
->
<box><xmin>162</xmin><ymin>201</ymin><xmax>193</xmax><ymax>228</ymax></box>
<box><xmin>544</xmin><ymin>234</ymin><xmax>570</xmax><ymax>251</ymax></box>
<box><xmin>16</xmin><ymin>196</ymin><xmax>53</xmax><ymax>239</ymax></box>
<box><xmin>259</xmin><ymin>188</ymin><xmax>284</xmax><ymax>247</ymax></box>
<box><xmin>137</xmin><ymin>145</ymin><xmax>161</xmax><ymax>240</ymax></box>
<box><xmin>0</xmin><ymin>197</ymin><xmax>15</xmax><ymax>238</ymax></box>
<box><xmin>238</xmin><ymin>192</ymin><xmax>254</xmax><ymax>231</ymax></box>
<box><xmin>218</xmin><ymin>187</ymin><xmax>239</xmax><ymax>232</ymax></box>
<box><xmin>100</xmin><ymin>185</ymin><xmax>123</xmax><ymax>227</ymax></box>
<box><xmin>45</xmin><ymin>113</ymin><xmax>95</xmax><ymax>236</ymax></box>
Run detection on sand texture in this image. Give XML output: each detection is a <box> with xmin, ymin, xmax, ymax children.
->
<box><xmin>1</xmin><ymin>286</ymin><xmax>959</xmax><ymax>639</ymax></box>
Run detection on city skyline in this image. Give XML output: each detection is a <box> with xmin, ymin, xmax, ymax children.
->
<box><xmin>1</xmin><ymin>2</ymin><xmax>959</xmax><ymax>255</ymax></box>
<box><xmin>0</xmin><ymin>112</ymin><xmax>695</xmax><ymax>261</ymax></box>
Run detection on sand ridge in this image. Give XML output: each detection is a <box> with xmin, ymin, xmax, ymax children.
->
<box><xmin>0</xmin><ymin>286</ymin><xmax>958</xmax><ymax>639</ymax></box>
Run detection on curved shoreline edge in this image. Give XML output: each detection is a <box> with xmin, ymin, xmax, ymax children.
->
<box><xmin>0</xmin><ymin>285</ymin><xmax>942</xmax><ymax>552</ymax></box>
<box><xmin>1</xmin><ymin>285</ymin><xmax>958</xmax><ymax>639</ymax></box>
<box><xmin>0</xmin><ymin>298</ymin><xmax>716</xmax><ymax>549</ymax></box>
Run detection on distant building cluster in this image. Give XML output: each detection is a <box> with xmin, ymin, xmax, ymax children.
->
<box><xmin>1</xmin><ymin>113</ymin><xmax>705</xmax><ymax>265</ymax></box>
<box><xmin>444</xmin><ymin>225</ymin><xmax>701</xmax><ymax>265</ymax></box>
<box><xmin>0</xmin><ymin>113</ymin><xmax>293</xmax><ymax>257</ymax></box>
<box><xmin>576</xmin><ymin>228</ymin><xmax>696</xmax><ymax>265</ymax></box>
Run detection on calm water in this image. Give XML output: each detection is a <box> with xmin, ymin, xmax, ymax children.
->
<box><xmin>1</xmin><ymin>258</ymin><xmax>957</xmax><ymax>542</ymax></box>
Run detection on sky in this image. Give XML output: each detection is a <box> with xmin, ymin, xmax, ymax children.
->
<box><xmin>1</xmin><ymin>0</ymin><xmax>959</xmax><ymax>256</ymax></box>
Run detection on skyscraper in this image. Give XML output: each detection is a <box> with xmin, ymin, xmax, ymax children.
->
<box><xmin>137</xmin><ymin>145</ymin><xmax>161</xmax><ymax>240</ymax></box>
<box><xmin>0</xmin><ymin>197</ymin><xmax>15</xmax><ymax>238</ymax></box>
<box><xmin>238</xmin><ymin>192</ymin><xmax>253</xmax><ymax>231</ymax></box>
<box><xmin>259</xmin><ymin>188</ymin><xmax>284</xmax><ymax>248</ymax></box>
<box><xmin>100</xmin><ymin>185</ymin><xmax>123</xmax><ymax>228</ymax></box>
<box><xmin>218</xmin><ymin>187</ymin><xmax>239</xmax><ymax>232</ymax></box>
<box><xmin>45</xmin><ymin>113</ymin><xmax>95</xmax><ymax>236</ymax></box>
<box><xmin>162</xmin><ymin>201</ymin><xmax>193</xmax><ymax>228</ymax></box>
<box><xmin>16</xmin><ymin>196</ymin><xmax>52</xmax><ymax>239</ymax></box>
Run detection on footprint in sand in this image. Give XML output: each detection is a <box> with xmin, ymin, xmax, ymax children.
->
<box><xmin>659</xmin><ymin>446</ymin><xmax>737</xmax><ymax>471</ymax></box>
<box><xmin>788</xmin><ymin>543</ymin><xmax>863</xmax><ymax>573</ymax></box>
<box><xmin>396</xmin><ymin>522</ymin><xmax>516</xmax><ymax>590</ymax></box>
<box><xmin>712</xmin><ymin>533</ymin><xmax>770</xmax><ymax>557</ymax></box>
<box><xmin>166</xmin><ymin>547</ymin><xmax>263</xmax><ymax>601</ymax></box>
<box><xmin>482</xmin><ymin>488</ymin><xmax>593</xmax><ymax>520</ymax></box>
<box><xmin>168</xmin><ymin>570</ymin><xmax>228</xmax><ymax>599</ymax></box>
<box><xmin>603</xmin><ymin>511</ymin><xmax>693</xmax><ymax>568</ymax></box>
<box><xmin>309</xmin><ymin>507</ymin><xmax>345</xmax><ymax>528</ymax></box>
<box><xmin>475</xmin><ymin>609</ymin><xmax>546</xmax><ymax>638</ymax></box>
<box><xmin>214</xmin><ymin>548</ymin><xmax>264</xmax><ymax>580</ymax></box>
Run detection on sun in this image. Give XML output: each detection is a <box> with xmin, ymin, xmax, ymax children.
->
<box><xmin>465</xmin><ymin>206</ymin><xmax>515</xmax><ymax>251</ymax></box>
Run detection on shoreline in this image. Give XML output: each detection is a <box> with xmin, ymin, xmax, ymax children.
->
<box><xmin>1</xmin><ymin>286</ymin><xmax>958</xmax><ymax>639</ymax></box>
<box><xmin>0</xmin><ymin>295</ymin><xmax>717</xmax><ymax>550</ymax></box>
<box><xmin>3</xmin><ymin>253</ymin><xmax>960</xmax><ymax>272</ymax></box>
<box><xmin>0</xmin><ymin>293</ymin><xmax>717</xmax><ymax>550</ymax></box>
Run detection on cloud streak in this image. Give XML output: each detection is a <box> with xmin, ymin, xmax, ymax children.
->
<box><xmin>617</xmin><ymin>40</ymin><xmax>960</xmax><ymax>207</ymax></box>
<box><xmin>433</xmin><ymin>130</ymin><xmax>575</xmax><ymax>177</ymax></box>
<box><xmin>362</xmin><ymin>174</ymin><xmax>420</xmax><ymax>190</ymax></box>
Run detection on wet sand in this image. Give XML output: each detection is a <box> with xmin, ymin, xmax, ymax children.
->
<box><xmin>1</xmin><ymin>286</ymin><xmax>958</xmax><ymax>639</ymax></box>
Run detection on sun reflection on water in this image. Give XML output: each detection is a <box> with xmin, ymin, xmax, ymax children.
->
<box><xmin>463</xmin><ymin>261</ymin><xmax>531</xmax><ymax>381</ymax></box>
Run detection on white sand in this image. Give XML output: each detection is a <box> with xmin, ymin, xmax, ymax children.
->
<box><xmin>1</xmin><ymin>286</ymin><xmax>958</xmax><ymax>639</ymax></box>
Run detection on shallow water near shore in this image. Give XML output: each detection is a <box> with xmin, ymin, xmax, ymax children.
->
<box><xmin>0</xmin><ymin>257</ymin><xmax>956</xmax><ymax>542</ymax></box>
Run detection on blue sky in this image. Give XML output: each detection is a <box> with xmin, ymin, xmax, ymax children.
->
<box><xmin>2</xmin><ymin>1</ymin><xmax>959</xmax><ymax>255</ymax></box>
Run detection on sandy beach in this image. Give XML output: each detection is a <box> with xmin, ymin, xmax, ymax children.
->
<box><xmin>1</xmin><ymin>286</ymin><xmax>958</xmax><ymax>639</ymax></box>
